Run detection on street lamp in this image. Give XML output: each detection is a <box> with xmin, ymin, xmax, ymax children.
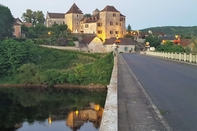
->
<box><xmin>48</xmin><ymin>31</ymin><xmax>51</xmax><ymax>45</ymax></box>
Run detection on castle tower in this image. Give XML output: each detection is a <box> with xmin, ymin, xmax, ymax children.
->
<box><xmin>99</xmin><ymin>5</ymin><xmax>126</xmax><ymax>41</ymax></box>
<box><xmin>65</xmin><ymin>3</ymin><xmax>83</xmax><ymax>33</ymax></box>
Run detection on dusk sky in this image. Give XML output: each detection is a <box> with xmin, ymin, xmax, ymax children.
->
<box><xmin>1</xmin><ymin>0</ymin><xmax>197</xmax><ymax>30</ymax></box>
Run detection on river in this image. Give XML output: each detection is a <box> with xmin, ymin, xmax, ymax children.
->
<box><xmin>0</xmin><ymin>87</ymin><xmax>107</xmax><ymax>131</ymax></box>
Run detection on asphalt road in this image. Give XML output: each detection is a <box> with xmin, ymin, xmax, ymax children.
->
<box><xmin>122</xmin><ymin>53</ymin><xmax>197</xmax><ymax>131</ymax></box>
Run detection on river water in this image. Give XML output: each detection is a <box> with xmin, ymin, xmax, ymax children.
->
<box><xmin>0</xmin><ymin>87</ymin><xmax>107</xmax><ymax>131</ymax></box>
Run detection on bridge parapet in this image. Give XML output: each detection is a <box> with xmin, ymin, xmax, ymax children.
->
<box><xmin>99</xmin><ymin>54</ymin><xmax>118</xmax><ymax>131</ymax></box>
<box><xmin>143</xmin><ymin>51</ymin><xmax>197</xmax><ymax>63</ymax></box>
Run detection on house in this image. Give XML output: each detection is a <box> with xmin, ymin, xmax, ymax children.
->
<box><xmin>80</xmin><ymin>35</ymin><xmax>103</xmax><ymax>52</ymax></box>
<box><xmin>45</xmin><ymin>12</ymin><xmax>65</xmax><ymax>27</ymax></box>
<box><xmin>103</xmin><ymin>38</ymin><xmax>137</xmax><ymax>53</ymax></box>
<box><xmin>159</xmin><ymin>35</ymin><xmax>181</xmax><ymax>44</ymax></box>
<box><xmin>13</xmin><ymin>18</ymin><xmax>23</xmax><ymax>38</ymax></box>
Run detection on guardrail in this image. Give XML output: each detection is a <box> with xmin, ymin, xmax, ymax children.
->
<box><xmin>99</xmin><ymin>54</ymin><xmax>118</xmax><ymax>131</ymax></box>
<box><xmin>143</xmin><ymin>52</ymin><xmax>197</xmax><ymax>63</ymax></box>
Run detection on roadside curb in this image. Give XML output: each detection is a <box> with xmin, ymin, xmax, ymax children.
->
<box><xmin>120</xmin><ymin>54</ymin><xmax>172</xmax><ymax>131</ymax></box>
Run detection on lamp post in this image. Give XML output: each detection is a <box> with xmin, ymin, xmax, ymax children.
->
<box><xmin>112</xmin><ymin>35</ymin><xmax>120</xmax><ymax>56</ymax></box>
<box><xmin>48</xmin><ymin>31</ymin><xmax>51</xmax><ymax>45</ymax></box>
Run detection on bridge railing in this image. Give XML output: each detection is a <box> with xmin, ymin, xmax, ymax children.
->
<box><xmin>99</xmin><ymin>53</ymin><xmax>118</xmax><ymax>131</ymax></box>
<box><xmin>142</xmin><ymin>52</ymin><xmax>197</xmax><ymax>63</ymax></box>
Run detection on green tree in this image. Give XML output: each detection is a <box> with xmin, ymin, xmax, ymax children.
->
<box><xmin>84</xmin><ymin>14</ymin><xmax>91</xmax><ymax>18</ymax></box>
<box><xmin>0</xmin><ymin>4</ymin><xmax>14</xmax><ymax>39</ymax></box>
<box><xmin>126</xmin><ymin>24</ymin><xmax>132</xmax><ymax>34</ymax></box>
<box><xmin>156</xmin><ymin>41</ymin><xmax>185</xmax><ymax>52</ymax></box>
<box><xmin>21</xmin><ymin>9</ymin><xmax>45</xmax><ymax>25</ymax></box>
<box><xmin>145</xmin><ymin>35</ymin><xmax>161</xmax><ymax>48</ymax></box>
<box><xmin>34</xmin><ymin>11</ymin><xmax>45</xmax><ymax>24</ymax></box>
<box><xmin>21</xmin><ymin>9</ymin><xmax>34</xmax><ymax>23</ymax></box>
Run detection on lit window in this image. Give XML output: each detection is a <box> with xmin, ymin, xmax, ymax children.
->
<box><xmin>98</xmin><ymin>30</ymin><xmax>102</xmax><ymax>34</ymax></box>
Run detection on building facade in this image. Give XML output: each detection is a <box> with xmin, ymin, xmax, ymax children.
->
<box><xmin>46</xmin><ymin>3</ymin><xmax>126</xmax><ymax>42</ymax></box>
<box><xmin>45</xmin><ymin>12</ymin><xmax>65</xmax><ymax>27</ymax></box>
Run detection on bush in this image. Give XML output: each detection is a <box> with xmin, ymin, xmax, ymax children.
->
<box><xmin>156</xmin><ymin>41</ymin><xmax>185</xmax><ymax>53</ymax></box>
<box><xmin>16</xmin><ymin>63</ymin><xmax>40</xmax><ymax>84</ymax></box>
<box><xmin>67</xmin><ymin>41</ymin><xmax>75</xmax><ymax>46</ymax></box>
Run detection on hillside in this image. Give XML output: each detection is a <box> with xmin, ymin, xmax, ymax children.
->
<box><xmin>140</xmin><ymin>26</ymin><xmax>197</xmax><ymax>37</ymax></box>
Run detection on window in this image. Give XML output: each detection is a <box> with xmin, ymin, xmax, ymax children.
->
<box><xmin>116</xmin><ymin>22</ymin><xmax>118</xmax><ymax>25</ymax></box>
<box><xmin>120</xmin><ymin>23</ymin><xmax>122</xmax><ymax>26</ymax></box>
<box><xmin>124</xmin><ymin>47</ymin><xmax>128</xmax><ymax>51</ymax></box>
<box><xmin>97</xmin><ymin>23</ymin><xmax>102</xmax><ymax>27</ymax></box>
<box><xmin>98</xmin><ymin>30</ymin><xmax>102</xmax><ymax>34</ymax></box>
<box><xmin>110</xmin><ymin>31</ymin><xmax>113</xmax><ymax>34</ymax></box>
<box><xmin>85</xmin><ymin>24</ymin><xmax>89</xmax><ymax>28</ymax></box>
<box><xmin>110</xmin><ymin>22</ymin><xmax>113</xmax><ymax>25</ymax></box>
<box><xmin>77</xmin><ymin>15</ymin><xmax>78</xmax><ymax>17</ymax></box>
<box><xmin>115</xmin><ymin>31</ymin><xmax>119</xmax><ymax>34</ymax></box>
<box><xmin>113</xmin><ymin>13</ymin><xmax>116</xmax><ymax>17</ymax></box>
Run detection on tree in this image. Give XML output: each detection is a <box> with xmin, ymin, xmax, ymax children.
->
<box><xmin>145</xmin><ymin>35</ymin><xmax>161</xmax><ymax>48</ymax></box>
<box><xmin>21</xmin><ymin>9</ymin><xmax>34</xmax><ymax>23</ymax></box>
<box><xmin>156</xmin><ymin>41</ymin><xmax>185</xmax><ymax>53</ymax></box>
<box><xmin>127</xmin><ymin>24</ymin><xmax>132</xmax><ymax>34</ymax></box>
<box><xmin>0</xmin><ymin>4</ymin><xmax>14</xmax><ymax>39</ymax></box>
<box><xmin>84</xmin><ymin>14</ymin><xmax>91</xmax><ymax>18</ymax></box>
<box><xmin>21</xmin><ymin>9</ymin><xmax>45</xmax><ymax>25</ymax></box>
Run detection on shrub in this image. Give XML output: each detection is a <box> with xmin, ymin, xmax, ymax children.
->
<box><xmin>67</xmin><ymin>41</ymin><xmax>75</xmax><ymax>46</ymax></box>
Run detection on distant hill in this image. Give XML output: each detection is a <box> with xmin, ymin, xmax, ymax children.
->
<box><xmin>140</xmin><ymin>26</ymin><xmax>197</xmax><ymax>38</ymax></box>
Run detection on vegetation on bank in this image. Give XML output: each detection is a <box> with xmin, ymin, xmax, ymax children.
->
<box><xmin>0</xmin><ymin>39</ymin><xmax>114</xmax><ymax>86</ymax></box>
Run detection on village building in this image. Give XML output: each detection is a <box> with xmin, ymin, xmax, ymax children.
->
<box><xmin>13</xmin><ymin>18</ymin><xmax>23</xmax><ymax>38</ymax></box>
<box><xmin>103</xmin><ymin>37</ymin><xmax>137</xmax><ymax>53</ymax></box>
<box><xmin>45</xmin><ymin>12</ymin><xmax>65</xmax><ymax>27</ymax></box>
<box><xmin>45</xmin><ymin>3</ymin><xmax>126</xmax><ymax>42</ymax></box>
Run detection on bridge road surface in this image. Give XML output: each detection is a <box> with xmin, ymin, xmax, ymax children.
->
<box><xmin>119</xmin><ymin>53</ymin><xmax>197</xmax><ymax>130</ymax></box>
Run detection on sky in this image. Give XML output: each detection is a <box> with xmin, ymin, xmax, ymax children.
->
<box><xmin>1</xmin><ymin>0</ymin><xmax>197</xmax><ymax>30</ymax></box>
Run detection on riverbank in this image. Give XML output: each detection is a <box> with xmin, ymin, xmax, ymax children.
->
<box><xmin>0</xmin><ymin>83</ymin><xmax>106</xmax><ymax>90</ymax></box>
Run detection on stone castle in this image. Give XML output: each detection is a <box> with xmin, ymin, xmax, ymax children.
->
<box><xmin>46</xmin><ymin>3</ymin><xmax>126</xmax><ymax>41</ymax></box>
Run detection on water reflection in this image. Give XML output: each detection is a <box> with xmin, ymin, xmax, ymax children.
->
<box><xmin>66</xmin><ymin>103</ymin><xmax>103</xmax><ymax>130</ymax></box>
<box><xmin>0</xmin><ymin>87</ymin><xmax>106</xmax><ymax>131</ymax></box>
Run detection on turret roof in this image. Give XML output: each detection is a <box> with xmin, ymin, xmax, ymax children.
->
<box><xmin>66</xmin><ymin>3</ymin><xmax>83</xmax><ymax>14</ymax></box>
<box><xmin>100</xmin><ymin>5</ymin><xmax>119</xmax><ymax>12</ymax></box>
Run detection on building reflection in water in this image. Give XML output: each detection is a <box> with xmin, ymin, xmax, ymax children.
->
<box><xmin>48</xmin><ymin>103</ymin><xmax>104</xmax><ymax>130</ymax></box>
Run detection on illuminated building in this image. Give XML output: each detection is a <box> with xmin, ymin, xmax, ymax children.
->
<box><xmin>46</xmin><ymin>3</ymin><xmax>126</xmax><ymax>42</ymax></box>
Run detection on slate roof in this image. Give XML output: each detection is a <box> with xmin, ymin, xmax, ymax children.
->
<box><xmin>100</xmin><ymin>5</ymin><xmax>119</xmax><ymax>12</ymax></box>
<box><xmin>80</xmin><ymin>13</ymin><xmax>100</xmax><ymax>23</ymax></box>
<box><xmin>48</xmin><ymin>12</ymin><xmax>65</xmax><ymax>18</ymax></box>
<box><xmin>66</xmin><ymin>3</ymin><xmax>83</xmax><ymax>14</ymax></box>
<box><xmin>159</xmin><ymin>35</ymin><xmax>175</xmax><ymax>40</ymax></box>
<box><xmin>103</xmin><ymin>38</ymin><xmax>138</xmax><ymax>45</ymax></box>
<box><xmin>180</xmin><ymin>39</ymin><xmax>192</xmax><ymax>47</ymax></box>
<box><xmin>80</xmin><ymin>35</ymin><xmax>97</xmax><ymax>44</ymax></box>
